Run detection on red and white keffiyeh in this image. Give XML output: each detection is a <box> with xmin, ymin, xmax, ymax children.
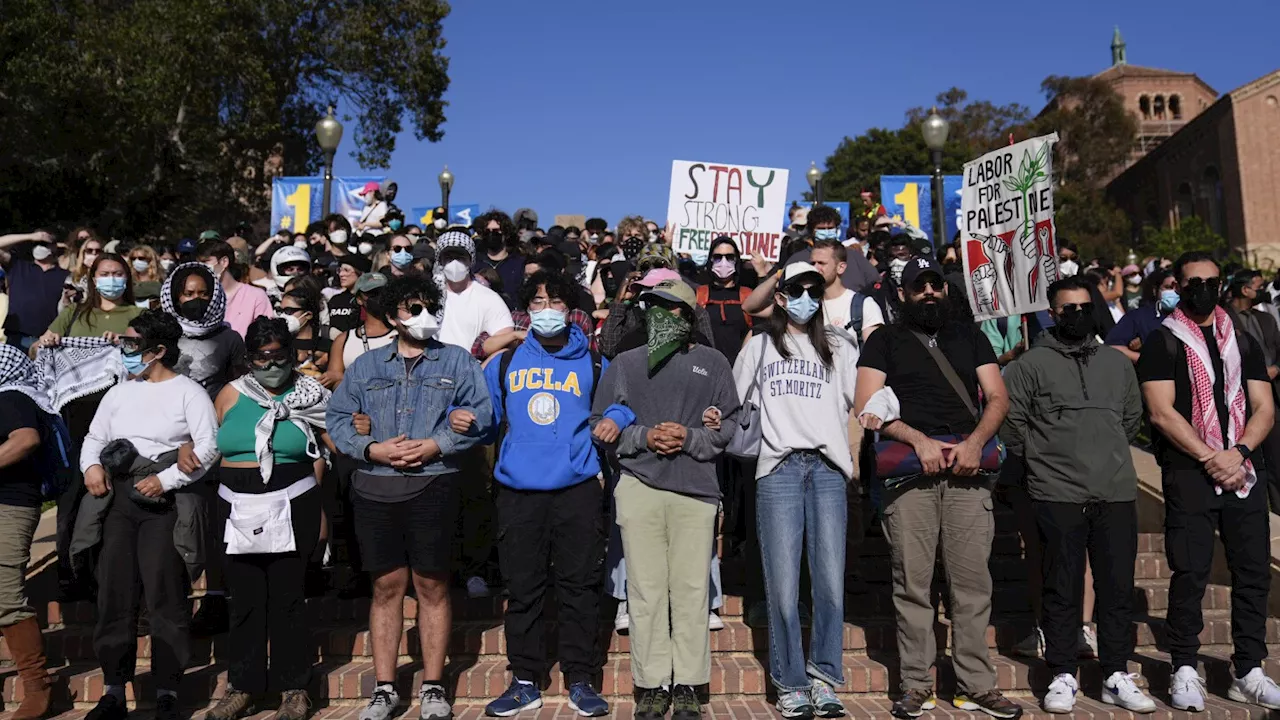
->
<box><xmin>1163</xmin><ymin>307</ymin><xmax>1255</xmax><ymax>497</ymax></box>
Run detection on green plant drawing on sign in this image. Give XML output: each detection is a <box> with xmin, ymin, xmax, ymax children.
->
<box><xmin>1002</xmin><ymin>143</ymin><xmax>1051</xmax><ymax>242</ymax></box>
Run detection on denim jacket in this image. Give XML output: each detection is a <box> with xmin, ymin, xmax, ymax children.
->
<box><xmin>327</xmin><ymin>340</ymin><xmax>493</xmax><ymax>476</ymax></box>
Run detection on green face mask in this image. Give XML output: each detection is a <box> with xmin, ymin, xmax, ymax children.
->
<box><xmin>645</xmin><ymin>305</ymin><xmax>691</xmax><ymax>374</ymax></box>
<box><xmin>252</xmin><ymin>362</ymin><xmax>293</xmax><ymax>389</ymax></box>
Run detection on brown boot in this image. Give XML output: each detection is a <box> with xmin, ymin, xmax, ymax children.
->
<box><xmin>2</xmin><ymin>616</ymin><xmax>51</xmax><ymax>720</ymax></box>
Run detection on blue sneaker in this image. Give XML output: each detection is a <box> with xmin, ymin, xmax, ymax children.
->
<box><xmin>484</xmin><ymin>680</ymin><xmax>542</xmax><ymax>717</ymax></box>
<box><xmin>567</xmin><ymin>682</ymin><xmax>609</xmax><ymax>717</ymax></box>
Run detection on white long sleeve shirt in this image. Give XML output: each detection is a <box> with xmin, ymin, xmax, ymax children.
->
<box><xmin>79</xmin><ymin>374</ymin><xmax>220</xmax><ymax>491</ymax></box>
<box><xmin>733</xmin><ymin>332</ymin><xmax>859</xmax><ymax>480</ymax></box>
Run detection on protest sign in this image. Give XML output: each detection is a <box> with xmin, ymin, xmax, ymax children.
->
<box><xmin>667</xmin><ymin>161</ymin><xmax>789</xmax><ymax>262</ymax></box>
<box><xmin>272</xmin><ymin>176</ymin><xmax>385</xmax><ymax>233</ymax></box>
<box><xmin>880</xmin><ymin>175</ymin><xmax>964</xmax><ymax>246</ymax></box>
<box><xmin>555</xmin><ymin>214</ymin><xmax>587</xmax><ymax>230</ymax></box>
<box><xmin>959</xmin><ymin>134</ymin><xmax>1060</xmax><ymax>321</ymax></box>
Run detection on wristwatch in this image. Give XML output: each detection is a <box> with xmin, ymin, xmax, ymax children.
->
<box><xmin>1234</xmin><ymin>443</ymin><xmax>1253</xmax><ymax>461</ymax></box>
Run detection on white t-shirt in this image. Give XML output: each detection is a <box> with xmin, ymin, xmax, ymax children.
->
<box><xmin>359</xmin><ymin>201</ymin><xmax>389</xmax><ymax>236</ymax></box>
<box><xmin>438</xmin><ymin>281</ymin><xmax>514</xmax><ymax>350</ymax></box>
<box><xmin>862</xmin><ymin>296</ymin><xmax>886</xmax><ymax>335</ymax></box>
<box><xmin>823</xmin><ymin>288</ymin><xmax>857</xmax><ymax>330</ymax></box>
<box><xmin>733</xmin><ymin>332</ymin><xmax>860</xmax><ymax>480</ymax></box>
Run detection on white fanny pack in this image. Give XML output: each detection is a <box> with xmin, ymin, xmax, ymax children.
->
<box><xmin>218</xmin><ymin>476</ymin><xmax>316</xmax><ymax>555</ymax></box>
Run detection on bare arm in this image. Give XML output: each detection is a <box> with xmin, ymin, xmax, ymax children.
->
<box><xmin>1240</xmin><ymin>378</ymin><xmax>1275</xmax><ymax>455</ymax></box>
<box><xmin>1142</xmin><ymin>380</ymin><xmax>1215</xmax><ymax>461</ymax></box>
<box><xmin>968</xmin><ymin>364</ymin><xmax>1009</xmax><ymax>446</ymax></box>
<box><xmin>0</xmin><ymin>231</ymin><xmax>51</xmax><ymax>265</ymax></box>
<box><xmin>1110</xmin><ymin>345</ymin><xmax>1141</xmax><ymax>364</ymax></box>
<box><xmin>742</xmin><ymin>269</ymin><xmax>778</xmax><ymax>317</ymax></box>
<box><xmin>0</xmin><ymin>428</ymin><xmax>40</xmax><ymax>469</ymax></box>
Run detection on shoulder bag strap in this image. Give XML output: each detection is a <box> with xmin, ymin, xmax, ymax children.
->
<box><xmin>909</xmin><ymin>330</ymin><xmax>980</xmax><ymax>421</ymax></box>
<box><xmin>741</xmin><ymin>332</ymin><xmax>770</xmax><ymax>406</ymax></box>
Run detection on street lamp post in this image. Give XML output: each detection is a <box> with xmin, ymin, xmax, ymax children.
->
<box><xmin>314</xmin><ymin>106</ymin><xmax>344</xmax><ymax>218</ymax></box>
<box><xmin>806</xmin><ymin>161</ymin><xmax>824</xmax><ymax>207</ymax></box>
<box><xmin>921</xmin><ymin>107</ymin><xmax>951</xmax><ymax>247</ymax></box>
<box><xmin>438</xmin><ymin>165</ymin><xmax>454</xmax><ymax>219</ymax></box>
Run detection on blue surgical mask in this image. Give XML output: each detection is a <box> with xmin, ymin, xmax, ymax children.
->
<box><xmin>785</xmin><ymin>293</ymin><xmax>820</xmax><ymax>324</ymax></box>
<box><xmin>1159</xmin><ymin>289</ymin><xmax>1180</xmax><ymax>313</ymax></box>
<box><xmin>390</xmin><ymin>249</ymin><xmax>414</xmax><ymax>268</ymax></box>
<box><xmin>121</xmin><ymin>349</ymin><xmax>151</xmax><ymax>377</ymax></box>
<box><xmin>530</xmin><ymin>308</ymin><xmax>568</xmax><ymax>337</ymax></box>
<box><xmin>95</xmin><ymin>276</ymin><xmax>127</xmax><ymax>300</ymax></box>
<box><xmin>388</xmin><ymin>219</ymin><xmax>403</xmax><ymax>232</ymax></box>
<box><xmin>813</xmin><ymin>228</ymin><xmax>840</xmax><ymax>241</ymax></box>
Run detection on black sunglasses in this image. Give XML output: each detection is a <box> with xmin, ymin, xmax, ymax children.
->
<box><xmin>1058</xmin><ymin>302</ymin><xmax>1095</xmax><ymax>315</ymax></box>
<box><xmin>784</xmin><ymin>284</ymin><xmax>823</xmax><ymax>301</ymax></box>
<box><xmin>711</xmin><ymin>253</ymin><xmax>737</xmax><ymax>262</ymax></box>
<box><xmin>249</xmin><ymin>349</ymin><xmax>291</xmax><ymax>366</ymax></box>
<box><xmin>911</xmin><ymin>277</ymin><xmax>946</xmax><ymax>293</ymax></box>
<box><xmin>278</xmin><ymin>306</ymin><xmax>308</xmax><ymax>315</ymax></box>
<box><xmin>403</xmin><ymin>303</ymin><xmax>429</xmax><ymax>317</ymax></box>
<box><xmin>1184</xmin><ymin>277</ymin><xmax>1221</xmax><ymax>292</ymax></box>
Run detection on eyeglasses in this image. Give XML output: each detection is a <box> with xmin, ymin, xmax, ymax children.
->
<box><xmin>711</xmin><ymin>253</ymin><xmax>736</xmax><ymax>262</ymax></box>
<box><xmin>784</xmin><ymin>284</ymin><xmax>823</xmax><ymax>300</ymax></box>
<box><xmin>911</xmin><ymin>277</ymin><xmax>945</xmax><ymax>293</ymax></box>
<box><xmin>401</xmin><ymin>303</ymin><xmax>429</xmax><ymax>318</ymax></box>
<box><xmin>249</xmin><ymin>349</ymin><xmax>291</xmax><ymax>366</ymax></box>
<box><xmin>278</xmin><ymin>306</ymin><xmax>308</xmax><ymax>316</ymax></box>
<box><xmin>1184</xmin><ymin>277</ymin><xmax>1221</xmax><ymax>293</ymax></box>
<box><xmin>1058</xmin><ymin>302</ymin><xmax>1095</xmax><ymax>315</ymax></box>
<box><xmin>119</xmin><ymin>337</ymin><xmax>143</xmax><ymax>353</ymax></box>
<box><xmin>528</xmin><ymin>297</ymin><xmax>568</xmax><ymax>311</ymax></box>
<box><xmin>84</xmin><ymin>249</ymin><xmax>101</xmax><ymax>256</ymax></box>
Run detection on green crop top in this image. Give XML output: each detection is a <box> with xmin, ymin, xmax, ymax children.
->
<box><xmin>217</xmin><ymin>389</ymin><xmax>312</xmax><ymax>464</ymax></box>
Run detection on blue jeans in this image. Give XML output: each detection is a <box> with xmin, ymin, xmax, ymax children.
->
<box><xmin>757</xmin><ymin>451</ymin><xmax>847</xmax><ymax>691</ymax></box>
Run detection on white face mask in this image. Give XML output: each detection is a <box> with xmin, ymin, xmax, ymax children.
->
<box><xmin>1059</xmin><ymin>259</ymin><xmax>1079</xmax><ymax>277</ymax></box>
<box><xmin>400</xmin><ymin>310</ymin><xmax>439</xmax><ymax>341</ymax></box>
<box><xmin>329</xmin><ymin>229</ymin><xmax>348</xmax><ymax>247</ymax></box>
<box><xmin>358</xmin><ymin>241</ymin><xmax>374</xmax><ymax>256</ymax></box>
<box><xmin>31</xmin><ymin>246</ymin><xmax>52</xmax><ymax>261</ymax></box>
<box><xmin>433</xmin><ymin>218</ymin><xmax>448</xmax><ymax>230</ymax></box>
<box><xmin>293</xmin><ymin>240</ymin><xmax>308</xmax><ymax>249</ymax></box>
<box><xmin>159</xmin><ymin>258</ymin><xmax>174</xmax><ymax>272</ymax></box>
<box><xmin>443</xmin><ymin>260</ymin><xmax>469</xmax><ymax>283</ymax></box>
<box><xmin>889</xmin><ymin>257</ymin><xmax>909</xmax><ymax>283</ymax></box>
<box><xmin>132</xmin><ymin>259</ymin><xmax>150</xmax><ymax>272</ymax></box>
<box><xmin>283</xmin><ymin>313</ymin><xmax>303</xmax><ymax>335</ymax></box>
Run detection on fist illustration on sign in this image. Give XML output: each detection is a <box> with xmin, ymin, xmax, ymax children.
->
<box><xmin>980</xmin><ymin>234</ymin><xmax>1009</xmax><ymax>261</ymax></box>
<box><xmin>972</xmin><ymin>264</ymin><xmax>998</xmax><ymax>314</ymax></box>
<box><xmin>1040</xmin><ymin>252</ymin><xmax>1059</xmax><ymax>287</ymax></box>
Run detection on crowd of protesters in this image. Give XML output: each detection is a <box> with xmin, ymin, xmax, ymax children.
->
<box><xmin>0</xmin><ymin>187</ymin><xmax>1277</xmax><ymax>720</ymax></box>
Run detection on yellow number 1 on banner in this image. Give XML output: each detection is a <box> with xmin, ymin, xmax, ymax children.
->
<box><xmin>894</xmin><ymin>182</ymin><xmax>920</xmax><ymax>229</ymax></box>
<box><xmin>285</xmin><ymin>184</ymin><xmax>312</xmax><ymax>231</ymax></box>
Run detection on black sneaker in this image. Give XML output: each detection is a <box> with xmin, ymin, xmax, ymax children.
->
<box><xmin>635</xmin><ymin>687</ymin><xmax>672</xmax><ymax>720</ymax></box>
<box><xmin>190</xmin><ymin>595</ymin><xmax>229</xmax><ymax>638</ymax></box>
<box><xmin>155</xmin><ymin>694</ymin><xmax>181</xmax><ymax>720</ymax></box>
<box><xmin>890</xmin><ymin>689</ymin><xmax>936</xmax><ymax>719</ymax></box>
<box><xmin>671</xmin><ymin>685</ymin><xmax>701</xmax><ymax>720</ymax></box>
<box><xmin>86</xmin><ymin>694</ymin><xmax>128</xmax><ymax>720</ymax></box>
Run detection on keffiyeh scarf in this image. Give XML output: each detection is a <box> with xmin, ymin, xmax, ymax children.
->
<box><xmin>34</xmin><ymin>337</ymin><xmax>126</xmax><ymax>412</ymax></box>
<box><xmin>1163</xmin><ymin>307</ymin><xmax>1255</xmax><ymax>497</ymax></box>
<box><xmin>161</xmin><ymin>262</ymin><xmax>228</xmax><ymax>339</ymax></box>
<box><xmin>229</xmin><ymin>374</ymin><xmax>331</xmax><ymax>484</ymax></box>
<box><xmin>432</xmin><ymin>230</ymin><xmax>476</xmax><ymax>324</ymax></box>
<box><xmin>0</xmin><ymin>346</ymin><xmax>56</xmax><ymax>414</ymax></box>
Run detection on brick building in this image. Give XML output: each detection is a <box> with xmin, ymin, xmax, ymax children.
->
<box><xmin>1099</xmin><ymin>29</ymin><xmax>1280</xmax><ymax>263</ymax></box>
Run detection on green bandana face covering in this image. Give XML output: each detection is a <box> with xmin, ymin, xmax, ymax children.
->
<box><xmin>645</xmin><ymin>305</ymin><xmax>691</xmax><ymax>374</ymax></box>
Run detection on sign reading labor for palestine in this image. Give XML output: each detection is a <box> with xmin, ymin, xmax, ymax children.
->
<box><xmin>960</xmin><ymin>133</ymin><xmax>1060</xmax><ymax>321</ymax></box>
<box><xmin>667</xmin><ymin>160</ymin><xmax>789</xmax><ymax>262</ymax></box>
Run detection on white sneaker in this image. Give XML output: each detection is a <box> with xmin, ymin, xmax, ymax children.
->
<box><xmin>1228</xmin><ymin>667</ymin><xmax>1280</xmax><ymax>710</ymax></box>
<box><xmin>1078</xmin><ymin>625</ymin><xmax>1098</xmax><ymax>659</ymax></box>
<box><xmin>1010</xmin><ymin>626</ymin><xmax>1044</xmax><ymax>658</ymax></box>
<box><xmin>466</xmin><ymin>575</ymin><xmax>490</xmax><ymax>599</ymax></box>
<box><xmin>1042</xmin><ymin>673</ymin><xmax>1077</xmax><ymax>714</ymax></box>
<box><xmin>1170</xmin><ymin>665</ymin><xmax>1207</xmax><ymax>712</ymax></box>
<box><xmin>614</xmin><ymin>601</ymin><xmax>629</xmax><ymax>634</ymax></box>
<box><xmin>708</xmin><ymin>611</ymin><xmax>724</xmax><ymax>631</ymax></box>
<box><xmin>1102</xmin><ymin>671</ymin><xmax>1156</xmax><ymax>713</ymax></box>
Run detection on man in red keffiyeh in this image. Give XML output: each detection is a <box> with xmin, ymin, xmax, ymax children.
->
<box><xmin>1139</xmin><ymin>251</ymin><xmax>1280</xmax><ymax>712</ymax></box>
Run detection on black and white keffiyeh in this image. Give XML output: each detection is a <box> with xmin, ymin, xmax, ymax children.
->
<box><xmin>0</xmin><ymin>345</ymin><xmax>55</xmax><ymax>414</ymax></box>
<box><xmin>229</xmin><ymin>373</ymin><xmax>331</xmax><ymax>483</ymax></box>
<box><xmin>161</xmin><ymin>262</ymin><xmax>228</xmax><ymax>339</ymax></box>
<box><xmin>34</xmin><ymin>337</ymin><xmax>126</xmax><ymax>412</ymax></box>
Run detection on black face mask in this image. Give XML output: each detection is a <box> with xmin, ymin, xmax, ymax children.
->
<box><xmin>602</xmin><ymin>273</ymin><xmax>619</xmax><ymax>298</ymax></box>
<box><xmin>484</xmin><ymin>232</ymin><xmax>505</xmax><ymax>253</ymax></box>
<box><xmin>1054</xmin><ymin>307</ymin><xmax>1096</xmax><ymax>343</ymax></box>
<box><xmin>178</xmin><ymin>298</ymin><xmax>210</xmax><ymax>322</ymax></box>
<box><xmin>902</xmin><ymin>297</ymin><xmax>947</xmax><ymax>332</ymax></box>
<box><xmin>1182</xmin><ymin>282</ymin><xmax>1219</xmax><ymax>316</ymax></box>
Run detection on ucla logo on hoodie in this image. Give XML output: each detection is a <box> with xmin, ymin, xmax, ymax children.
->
<box><xmin>508</xmin><ymin>368</ymin><xmax>582</xmax><ymax>426</ymax></box>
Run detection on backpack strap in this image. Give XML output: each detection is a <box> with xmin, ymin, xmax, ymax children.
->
<box><xmin>498</xmin><ymin>343</ymin><xmax>521</xmax><ymax>405</ymax></box>
<box><xmin>589</xmin><ymin>348</ymin><xmax>603</xmax><ymax>404</ymax></box>
<box><xmin>696</xmin><ymin>284</ymin><xmax>709</xmax><ymax>308</ymax></box>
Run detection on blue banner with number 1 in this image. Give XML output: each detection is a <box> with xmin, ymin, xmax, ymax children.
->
<box><xmin>880</xmin><ymin>175</ymin><xmax>963</xmax><ymax>246</ymax></box>
<box><xmin>271</xmin><ymin>176</ymin><xmax>386</xmax><ymax>234</ymax></box>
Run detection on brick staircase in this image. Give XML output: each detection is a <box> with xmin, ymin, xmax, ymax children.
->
<box><xmin>3</xmin><ymin>505</ymin><xmax>1275</xmax><ymax>719</ymax></box>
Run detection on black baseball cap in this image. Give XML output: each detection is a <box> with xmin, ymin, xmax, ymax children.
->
<box><xmin>900</xmin><ymin>256</ymin><xmax>945</xmax><ymax>290</ymax></box>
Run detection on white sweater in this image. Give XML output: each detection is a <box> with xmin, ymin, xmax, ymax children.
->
<box><xmin>79</xmin><ymin>374</ymin><xmax>220</xmax><ymax>492</ymax></box>
<box><xmin>733</xmin><ymin>332</ymin><xmax>859</xmax><ymax>480</ymax></box>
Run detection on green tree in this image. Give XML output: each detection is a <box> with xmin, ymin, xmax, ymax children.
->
<box><xmin>0</xmin><ymin>0</ymin><xmax>451</xmax><ymax>238</ymax></box>
<box><xmin>1139</xmin><ymin>217</ymin><xmax>1228</xmax><ymax>261</ymax></box>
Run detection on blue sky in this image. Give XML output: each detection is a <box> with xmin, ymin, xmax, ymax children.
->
<box><xmin>332</xmin><ymin>0</ymin><xmax>1280</xmax><ymax>228</ymax></box>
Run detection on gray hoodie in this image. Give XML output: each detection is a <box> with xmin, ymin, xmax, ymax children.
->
<box><xmin>590</xmin><ymin>344</ymin><xmax>740</xmax><ymax>503</ymax></box>
<box><xmin>1001</xmin><ymin>331</ymin><xmax>1143</xmax><ymax>503</ymax></box>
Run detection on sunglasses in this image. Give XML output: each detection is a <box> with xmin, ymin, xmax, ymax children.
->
<box><xmin>249</xmin><ymin>349</ymin><xmax>292</xmax><ymax>366</ymax></box>
<box><xmin>84</xmin><ymin>249</ymin><xmax>101</xmax><ymax>256</ymax></box>
<box><xmin>911</xmin><ymin>277</ymin><xmax>946</xmax><ymax>293</ymax></box>
<box><xmin>1184</xmin><ymin>277</ymin><xmax>1221</xmax><ymax>292</ymax></box>
<box><xmin>784</xmin><ymin>284</ymin><xmax>822</xmax><ymax>300</ymax></box>
<box><xmin>711</xmin><ymin>253</ymin><xmax>737</xmax><ymax>262</ymax></box>
<box><xmin>402</xmin><ymin>303</ymin><xmax>429</xmax><ymax>317</ymax></box>
<box><xmin>278</xmin><ymin>306</ymin><xmax>308</xmax><ymax>316</ymax></box>
<box><xmin>1058</xmin><ymin>302</ymin><xmax>1095</xmax><ymax>315</ymax></box>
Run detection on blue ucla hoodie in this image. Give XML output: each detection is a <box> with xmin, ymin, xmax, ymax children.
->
<box><xmin>483</xmin><ymin>325</ymin><xmax>634</xmax><ymax>491</ymax></box>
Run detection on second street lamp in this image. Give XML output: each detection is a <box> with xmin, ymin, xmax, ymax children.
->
<box><xmin>921</xmin><ymin>107</ymin><xmax>951</xmax><ymax>247</ymax></box>
<box><xmin>806</xmin><ymin>161</ymin><xmax>824</xmax><ymax>207</ymax></box>
<box><xmin>438</xmin><ymin>165</ymin><xmax>454</xmax><ymax>219</ymax></box>
<box><xmin>314</xmin><ymin>106</ymin><xmax>344</xmax><ymax>218</ymax></box>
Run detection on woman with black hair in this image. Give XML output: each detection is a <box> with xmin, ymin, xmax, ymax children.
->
<box><xmin>731</xmin><ymin>262</ymin><xmax>859</xmax><ymax>719</ymax></box>
<box><xmin>697</xmin><ymin>237</ymin><xmax>753</xmax><ymax>366</ymax></box>
<box><xmin>79</xmin><ymin>310</ymin><xmax>219</xmax><ymax>720</ymax></box>
<box><xmin>203</xmin><ymin>317</ymin><xmax>331</xmax><ymax>720</ymax></box>
<box><xmin>161</xmin><ymin>263</ymin><xmax>245</xmax><ymax>399</ymax></box>
<box><xmin>278</xmin><ymin>286</ymin><xmax>330</xmax><ymax>378</ymax></box>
